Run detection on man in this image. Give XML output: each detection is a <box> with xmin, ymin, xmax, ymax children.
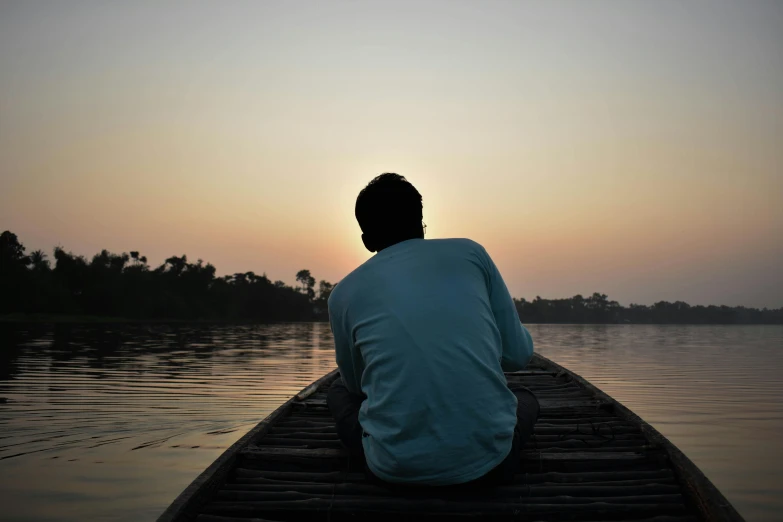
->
<box><xmin>327</xmin><ymin>173</ymin><xmax>538</xmax><ymax>487</ymax></box>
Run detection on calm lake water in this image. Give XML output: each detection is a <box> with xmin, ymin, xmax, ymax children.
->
<box><xmin>0</xmin><ymin>323</ymin><xmax>781</xmax><ymax>521</ymax></box>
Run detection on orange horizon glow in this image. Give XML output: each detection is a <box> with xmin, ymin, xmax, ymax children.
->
<box><xmin>1</xmin><ymin>2</ymin><xmax>781</xmax><ymax>307</ymax></box>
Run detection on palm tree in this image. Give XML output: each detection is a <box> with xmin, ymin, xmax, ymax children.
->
<box><xmin>29</xmin><ymin>249</ymin><xmax>50</xmax><ymax>271</ymax></box>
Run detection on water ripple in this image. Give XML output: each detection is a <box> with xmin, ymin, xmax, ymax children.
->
<box><xmin>0</xmin><ymin>323</ymin><xmax>781</xmax><ymax>521</ymax></box>
<box><xmin>0</xmin><ymin>323</ymin><xmax>336</xmax><ymax>521</ymax></box>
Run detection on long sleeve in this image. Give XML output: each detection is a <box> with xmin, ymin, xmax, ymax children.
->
<box><xmin>483</xmin><ymin>249</ymin><xmax>534</xmax><ymax>372</ymax></box>
<box><xmin>328</xmin><ymin>297</ymin><xmax>364</xmax><ymax>395</ymax></box>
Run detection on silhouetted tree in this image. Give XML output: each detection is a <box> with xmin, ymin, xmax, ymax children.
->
<box><xmin>129</xmin><ymin>251</ymin><xmax>148</xmax><ymax>266</ymax></box>
<box><xmin>318</xmin><ymin>280</ymin><xmax>334</xmax><ymax>302</ymax></box>
<box><xmin>311</xmin><ymin>280</ymin><xmax>336</xmax><ymax>319</ymax></box>
<box><xmin>0</xmin><ymin>232</ymin><xmax>31</xmax><ymax>313</ymax></box>
<box><xmin>295</xmin><ymin>269</ymin><xmax>316</xmax><ymax>300</ymax></box>
<box><xmin>29</xmin><ymin>250</ymin><xmax>50</xmax><ymax>271</ymax></box>
<box><xmin>0</xmin><ymin>231</ymin><xmax>30</xmax><ymax>268</ymax></box>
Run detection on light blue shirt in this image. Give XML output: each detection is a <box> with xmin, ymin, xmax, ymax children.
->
<box><xmin>328</xmin><ymin>238</ymin><xmax>534</xmax><ymax>485</ymax></box>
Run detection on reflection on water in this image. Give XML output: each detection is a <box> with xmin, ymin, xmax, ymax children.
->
<box><xmin>529</xmin><ymin>324</ymin><xmax>783</xmax><ymax>522</ymax></box>
<box><xmin>0</xmin><ymin>323</ymin><xmax>336</xmax><ymax>522</ymax></box>
<box><xmin>0</xmin><ymin>323</ymin><xmax>781</xmax><ymax>521</ymax></box>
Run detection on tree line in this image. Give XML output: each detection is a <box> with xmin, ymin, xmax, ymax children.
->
<box><xmin>0</xmin><ymin>231</ymin><xmax>333</xmax><ymax>321</ymax></box>
<box><xmin>1</xmin><ymin>230</ymin><xmax>780</xmax><ymax>324</ymax></box>
<box><xmin>514</xmin><ymin>293</ymin><xmax>782</xmax><ymax>324</ymax></box>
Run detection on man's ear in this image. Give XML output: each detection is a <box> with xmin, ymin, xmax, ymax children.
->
<box><xmin>361</xmin><ymin>233</ymin><xmax>376</xmax><ymax>253</ymax></box>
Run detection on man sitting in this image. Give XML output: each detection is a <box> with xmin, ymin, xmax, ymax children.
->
<box><xmin>327</xmin><ymin>173</ymin><xmax>539</xmax><ymax>486</ymax></box>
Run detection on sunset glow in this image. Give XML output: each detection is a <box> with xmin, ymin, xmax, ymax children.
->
<box><xmin>1</xmin><ymin>1</ymin><xmax>781</xmax><ymax>307</ymax></box>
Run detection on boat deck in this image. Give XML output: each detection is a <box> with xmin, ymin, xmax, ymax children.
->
<box><xmin>162</xmin><ymin>354</ymin><xmax>742</xmax><ymax>522</ymax></box>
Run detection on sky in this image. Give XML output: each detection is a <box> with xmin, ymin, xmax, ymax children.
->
<box><xmin>1</xmin><ymin>1</ymin><xmax>781</xmax><ymax>308</ymax></box>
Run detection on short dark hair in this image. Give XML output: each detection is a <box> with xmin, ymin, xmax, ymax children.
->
<box><xmin>355</xmin><ymin>173</ymin><xmax>423</xmax><ymax>237</ymax></box>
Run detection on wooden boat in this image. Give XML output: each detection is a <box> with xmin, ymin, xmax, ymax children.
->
<box><xmin>158</xmin><ymin>353</ymin><xmax>745</xmax><ymax>522</ymax></box>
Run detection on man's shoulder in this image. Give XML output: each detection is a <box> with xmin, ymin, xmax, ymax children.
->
<box><xmin>327</xmin><ymin>264</ymin><xmax>365</xmax><ymax>310</ymax></box>
<box><xmin>430</xmin><ymin>237</ymin><xmax>486</xmax><ymax>254</ymax></box>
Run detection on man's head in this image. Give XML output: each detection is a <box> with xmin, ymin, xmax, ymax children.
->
<box><xmin>355</xmin><ymin>173</ymin><xmax>424</xmax><ymax>252</ymax></box>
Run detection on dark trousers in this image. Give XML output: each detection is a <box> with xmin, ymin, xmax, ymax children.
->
<box><xmin>326</xmin><ymin>377</ymin><xmax>540</xmax><ymax>487</ymax></box>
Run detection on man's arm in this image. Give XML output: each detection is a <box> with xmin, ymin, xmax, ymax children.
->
<box><xmin>328</xmin><ymin>297</ymin><xmax>364</xmax><ymax>394</ymax></box>
<box><xmin>482</xmin><ymin>248</ymin><xmax>534</xmax><ymax>371</ymax></box>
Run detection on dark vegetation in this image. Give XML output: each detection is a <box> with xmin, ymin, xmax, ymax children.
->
<box><xmin>514</xmin><ymin>293</ymin><xmax>782</xmax><ymax>325</ymax></box>
<box><xmin>2</xmin><ymin>231</ymin><xmax>780</xmax><ymax>324</ymax></box>
<box><xmin>0</xmin><ymin>231</ymin><xmax>332</xmax><ymax>321</ymax></box>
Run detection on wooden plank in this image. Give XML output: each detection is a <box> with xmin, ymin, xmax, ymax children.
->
<box><xmin>242</xmin><ymin>446</ymin><xmax>348</xmax><ymax>459</ymax></box>
<box><xmin>254</xmin><ymin>439</ymin><xmax>651</xmax><ymax>452</ymax></box>
<box><xmin>264</xmin><ymin>429</ymin><xmax>645</xmax><ymax>443</ymax></box>
<box><xmin>196</xmin><ymin>515</ymin><xmax>290</xmax><ymax>522</ymax></box>
<box><xmin>287</xmin><ymin>400</ymin><xmax>612</xmax><ymax>416</ymax></box>
<box><xmin>275</xmin><ymin>419</ymin><xmax>335</xmax><ymax>427</ymax></box>
<box><xmin>295</xmin><ymin>376</ymin><xmax>330</xmax><ymax>402</ymax></box>
<box><xmin>239</xmin><ymin>446</ymin><xmax>660</xmax><ymax>471</ymax></box>
<box><xmin>214</xmin><ymin>489</ymin><xmax>685</xmax><ymax>504</ymax></box>
<box><xmin>504</xmin><ymin>370</ymin><xmax>560</xmax><ymax>376</ymax></box>
<box><xmin>231</xmin><ymin>468</ymin><xmax>677</xmax><ymax>485</ymax></box>
<box><xmin>286</xmin><ymin>410</ymin><xmax>331</xmax><ymax>417</ymax></box>
<box><xmin>240</xmin><ymin>446</ymin><xmax>652</xmax><ymax>462</ymax></box>
<box><xmin>196</xmin><ymin>515</ymin><xmax>281</xmax><ymax>522</ymax></box>
<box><xmin>274</xmin><ymin>417</ymin><xmax>637</xmax><ymax>430</ymax></box>
<box><xmin>521</xmin><ymin>392</ymin><xmax>591</xmax><ymax>398</ymax></box>
<box><xmin>221</xmin><ymin>482</ymin><xmax>682</xmax><ymax>497</ymax></box>
<box><xmin>531</xmin><ymin>418</ymin><xmax>632</xmax><ymax>425</ymax></box>
<box><xmin>271</xmin><ymin>424</ymin><xmax>334</xmax><ymax>433</ymax></box>
<box><xmin>262</xmin><ymin>429</ymin><xmax>642</xmax><ymax>441</ymax></box>
<box><xmin>229</xmin><ymin>476</ymin><xmax>679</xmax><ymax>488</ymax></box>
<box><xmin>256</xmin><ymin>437</ymin><xmax>345</xmax><ymax>449</ymax></box>
<box><xmin>523</xmin><ymin>451</ymin><xmax>653</xmax><ymax>461</ymax></box>
<box><xmin>522</xmin><ymin>442</ymin><xmax>652</xmax><ymax>451</ymax></box>
<box><xmin>292</xmin><ymin>400</ymin><xmax>328</xmax><ymax>408</ymax></box>
<box><xmin>536</xmin><ymin>412</ymin><xmax>623</xmax><ymax>419</ymax></box>
<box><xmin>266</xmin><ymin>429</ymin><xmax>337</xmax><ymax>438</ymax></box>
<box><xmin>233</xmin><ymin>469</ymin><xmax>364</xmax><ymax>482</ymax></box>
<box><xmin>533</xmin><ymin>425</ymin><xmax>639</xmax><ymax>435</ymax></box>
<box><xmin>538</xmin><ymin>399</ymin><xmax>611</xmax><ymax>409</ymax></box>
<box><xmin>202</xmin><ymin>498</ymin><xmax>689</xmax><ymax>515</ymax></box>
<box><xmin>201</xmin><ymin>513</ymin><xmax>699</xmax><ymax>522</ymax></box>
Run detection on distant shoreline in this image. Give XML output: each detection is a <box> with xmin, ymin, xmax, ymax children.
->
<box><xmin>3</xmin><ymin>230</ymin><xmax>781</xmax><ymax>325</ymax></box>
<box><xmin>0</xmin><ymin>314</ymin><xmax>325</xmax><ymax>324</ymax></box>
<box><xmin>2</xmin><ymin>313</ymin><xmax>781</xmax><ymax>326</ymax></box>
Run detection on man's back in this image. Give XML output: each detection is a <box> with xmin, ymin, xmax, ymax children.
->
<box><xmin>328</xmin><ymin>237</ymin><xmax>534</xmax><ymax>485</ymax></box>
